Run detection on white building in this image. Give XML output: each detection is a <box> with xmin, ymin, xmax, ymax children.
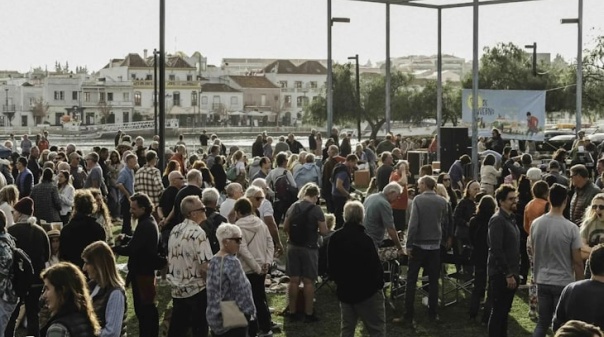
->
<box><xmin>1</xmin><ymin>79</ymin><xmax>43</xmax><ymax>128</ymax></box>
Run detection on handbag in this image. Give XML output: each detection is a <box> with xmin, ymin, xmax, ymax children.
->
<box><xmin>219</xmin><ymin>256</ymin><xmax>249</xmax><ymax>329</ymax></box>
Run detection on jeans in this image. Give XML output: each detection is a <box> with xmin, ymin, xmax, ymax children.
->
<box><xmin>533</xmin><ymin>284</ymin><xmax>564</xmax><ymax>337</ymax></box>
<box><xmin>488</xmin><ymin>274</ymin><xmax>518</xmax><ymax>337</ymax></box>
<box><xmin>131</xmin><ymin>274</ymin><xmax>159</xmax><ymax>337</ymax></box>
<box><xmin>405</xmin><ymin>247</ymin><xmax>441</xmax><ymax>319</ymax></box>
<box><xmin>0</xmin><ymin>299</ymin><xmax>17</xmax><ymax>337</ymax></box>
<box><xmin>469</xmin><ymin>265</ymin><xmax>487</xmax><ymax>318</ymax></box>
<box><xmin>247</xmin><ymin>273</ymin><xmax>272</xmax><ymax>336</ymax></box>
<box><xmin>5</xmin><ymin>284</ymin><xmax>43</xmax><ymax>337</ymax></box>
<box><xmin>168</xmin><ymin>290</ymin><xmax>208</xmax><ymax>337</ymax></box>
<box><xmin>340</xmin><ymin>290</ymin><xmax>385</xmax><ymax>337</ymax></box>
<box><xmin>121</xmin><ymin>197</ymin><xmax>132</xmax><ymax>235</ymax></box>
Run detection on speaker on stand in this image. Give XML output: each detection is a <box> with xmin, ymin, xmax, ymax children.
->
<box><xmin>440</xmin><ymin>127</ymin><xmax>470</xmax><ymax>173</ymax></box>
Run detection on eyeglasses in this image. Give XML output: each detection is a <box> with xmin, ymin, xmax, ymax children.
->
<box><xmin>189</xmin><ymin>207</ymin><xmax>206</xmax><ymax>216</ymax></box>
<box><xmin>592</xmin><ymin>205</ymin><xmax>604</xmax><ymax>210</ymax></box>
<box><xmin>228</xmin><ymin>237</ymin><xmax>243</xmax><ymax>244</ymax></box>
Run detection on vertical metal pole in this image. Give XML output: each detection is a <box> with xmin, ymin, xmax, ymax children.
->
<box><xmin>385</xmin><ymin>3</ymin><xmax>391</xmax><ymax>134</ymax></box>
<box><xmin>436</xmin><ymin>8</ymin><xmax>443</xmax><ymax>162</ymax></box>
<box><xmin>532</xmin><ymin>42</ymin><xmax>537</xmax><ymax>76</ymax></box>
<box><xmin>154</xmin><ymin>49</ymin><xmax>158</xmax><ymax>135</ymax></box>
<box><xmin>327</xmin><ymin>0</ymin><xmax>333</xmax><ymax>137</ymax></box>
<box><xmin>471</xmin><ymin>0</ymin><xmax>479</xmax><ymax>180</ymax></box>
<box><xmin>576</xmin><ymin>0</ymin><xmax>583</xmax><ymax>134</ymax></box>
<box><xmin>159</xmin><ymin>0</ymin><xmax>166</xmax><ymax>170</ymax></box>
<box><xmin>355</xmin><ymin>55</ymin><xmax>361</xmax><ymax>141</ymax></box>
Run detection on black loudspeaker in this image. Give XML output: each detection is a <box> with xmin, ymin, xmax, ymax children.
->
<box><xmin>407</xmin><ymin>150</ymin><xmax>429</xmax><ymax>177</ymax></box>
<box><xmin>440</xmin><ymin>127</ymin><xmax>470</xmax><ymax>173</ymax></box>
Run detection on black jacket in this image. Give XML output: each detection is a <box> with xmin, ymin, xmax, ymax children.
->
<box><xmin>327</xmin><ymin>222</ymin><xmax>383</xmax><ymax>304</ymax></box>
<box><xmin>8</xmin><ymin>221</ymin><xmax>49</xmax><ymax>284</ymax></box>
<box><xmin>252</xmin><ymin>141</ymin><xmax>264</xmax><ymax>158</ymax></box>
<box><xmin>469</xmin><ymin>213</ymin><xmax>491</xmax><ymax>266</ymax></box>
<box><xmin>60</xmin><ymin>214</ymin><xmax>107</xmax><ymax>268</ymax></box>
<box><xmin>41</xmin><ymin>308</ymin><xmax>96</xmax><ymax>337</ymax></box>
<box><xmin>454</xmin><ymin>198</ymin><xmax>476</xmax><ymax>240</ymax></box>
<box><xmin>113</xmin><ymin>214</ymin><xmax>159</xmax><ymax>276</ymax></box>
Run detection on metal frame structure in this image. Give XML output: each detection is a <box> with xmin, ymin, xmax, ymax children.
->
<box><xmin>337</xmin><ymin>0</ymin><xmax>584</xmax><ymax>179</ymax></box>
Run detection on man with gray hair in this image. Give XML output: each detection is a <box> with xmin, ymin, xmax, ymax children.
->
<box><xmin>403</xmin><ymin>175</ymin><xmax>447</xmax><ymax>325</ymax></box>
<box><xmin>328</xmin><ymin>200</ymin><xmax>385</xmax><ymax>337</ymax></box>
<box><xmin>160</xmin><ymin>169</ymin><xmax>203</xmax><ymax>229</ymax></box>
<box><xmin>274</xmin><ymin>136</ymin><xmax>290</xmax><ymax>154</ymax></box>
<box><xmin>201</xmin><ymin>187</ymin><xmax>227</xmax><ymax>253</ymax></box>
<box><xmin>363</xmin><ymin>181</ymin><xmax>404</xmax><ymax>251</ymax></box>
<box><xmin>220</xmin><ymin>182</ymin><xmax>243</xmax><ymax>221</ymax></box>
<box><xmin>167</xmin><ymin>195</ymin><xmax>214</xmax><ymax>337</ymax></box>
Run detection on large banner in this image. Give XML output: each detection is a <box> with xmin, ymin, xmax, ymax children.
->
<box><xmin>461</xmin><ymin>89</ymin><xmax>546</xmax><ymax>141</ymax></box>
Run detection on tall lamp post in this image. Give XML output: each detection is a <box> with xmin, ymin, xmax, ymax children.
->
<box><xmin>347</xmin><ymin>54</ymin><xmax>361</xmax><ymax>141</ymax></box>
<box><xmin>327</xmin><ymin>0</ymin><xmax>350</xmax><ymax>137</ymax></box>
<box><xmin>524</xmin><ymin>42</ymin><xmax>537</xmax><ymax>76</ymax></box>
<box><xmin>153</xmin><ymin>48</ymin><xmax>159</xmax><ymax>135</ymax></box>
<box><xmin>561</xmin><ymin>0</ymin><xmax>583</xmax><ymax>135</ymax></box>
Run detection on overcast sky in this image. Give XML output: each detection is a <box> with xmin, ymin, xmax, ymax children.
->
<box><xmin>1</xmin><ymin>0</ymin><xmax>602</xmax><ymax>73</ymax></box>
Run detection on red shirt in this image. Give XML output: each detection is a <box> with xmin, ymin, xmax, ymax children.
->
<box><xmin>389</xmin><ymin>171</ymin><xmax>408</xmax><ymax>210</ymax></box>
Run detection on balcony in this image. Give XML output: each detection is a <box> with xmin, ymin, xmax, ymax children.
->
<box><xmin>133</xmin><ymin>80</ymin><xmax>201</xmax><ymax>88</ymax></box>
<box><xmin>2</xmin><ymin>105</ymin><xmax>15</xmax><ymax>113</ymax></box>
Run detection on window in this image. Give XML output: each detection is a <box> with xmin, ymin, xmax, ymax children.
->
<box><xmin>187</xmin><ymin>75</ymin><xmax>193</xmax><ymax>81</ymax></box>
<box><xmin>131</xmin><ymin>74</ymin><xmax>137</xmax><ymax>80</ymax></box>
<box><xmin>213</xmin><ymin>95</ymin><xmax>221</xmax><ymax>104</ymax></box>
<box><xmin>191</xmin><ymin>91</ymin><xmax>198</xmax><ymax>106</ymax></box>
<box><xmin>279</xmin><ymin>81</ymin><xmax>287</xmax><ymax>88</ymax></box>
<box><xmin>201</xmin><ymin>96</ymin><xmax>208</xmax><ymax>106</ymax></box>
<box><xmin>99</xmin><ymin>92</ymin><xmax>105</xmax><ymax>102</ymax></box>
<box><xmin>72</xmin><ymin>91</ymin><xmax>78</xmax><ymax>100</ymax></box>
<box><xmin>310</xmin><ymin>81</ymin><xmax>318</xmax><ymax>89</ymax></box>
<box><xmin>134</xmin><ymin>91</ymin><xmax>141</xmax><ymax>106</ymax></box>
<box><xmin>169</xmin><ymin>74</ymin><xmax>176</xmax><ymax>81</ymax></box>
<box><xmin>146</xmin><ymin>74</ymin><xmax>152</xmax><ymax>80</ymax></box>
<box><xmin>84</xmin><ymin>92</ymin><xmax>91</xmax><ymax>102</ymax></box>
<box><xmin>261</xmin><ymin>94</ymin><xmax>266</xmax><ymax>106</ymax></box>
<box><xmin>297</xmin><ymin>96</ymin><xmax>303</xmax><ymax>107</ymax></box>
<box><xmin>294</xmin><ymin>81</ymin><xmax>303</xmax><ymax>89</ymax></box>
<box><xmin>230</xmin><ymin>96</ymin><xmax>238</xmax><ymax>106</ymax></box>
<box><xmin>284</xmin><ymin>95</ymin><xmax>292</xmax><ymax>107</ymax></box>
<box><xmin>173</xmin><ymin>91</ymin><xmax>180</xmax><ymax>106</ymax></box>
<box><xmin>107</xmin><ymin>93</ymin><xmax>113</xmax><ymax>102</ymax></box>
<box><xmin>54</xmin><ymin>91</ymin><xmax>64</xmax><ymax>101</ymax></box>
<box><xmin>123</xmin><ymin>92</ymin><xmax>130</xmax><ymax>101</ymax></box>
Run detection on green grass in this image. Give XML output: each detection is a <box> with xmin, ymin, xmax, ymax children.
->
<box><xmin>18</xmin><ymin>226</ymin><xmax>537</xmax><ymax>337</ymax></box>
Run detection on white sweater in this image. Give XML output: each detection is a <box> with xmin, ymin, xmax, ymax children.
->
<box><xmin>480</xmin><ymin>165</ymin><xmax>501</xmax><ymax>186</ymax></box>
<box><xmin>235</xmin><ymin>215</ymin><xmax>274</xmax><ymax>274</ymax></box>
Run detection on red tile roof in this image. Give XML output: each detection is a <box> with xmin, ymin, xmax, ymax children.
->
<box><xmin>229</xmin><ymin>76</ymin><xmax>279</xmax><ymax>89</ymax></box>
<box><xmin>297</xmin><ymin>61</ymin><xmax>327</xmax><ymax>75</ymax></box>
<box><xmin>201</xmin><ymin>83</ymin><xmax>240</xmax><ymax>93</ymax></box>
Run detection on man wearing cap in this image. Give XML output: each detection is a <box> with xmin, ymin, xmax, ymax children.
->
<box><xmin>6</xmin><ymin>197</ymin><xmax>50</xmax><ymax>337</ymax></box>
<box><xmin>546</xmin><ymin>160</ymin><xmax>569</xmax><ymax>187</ymax></box>
<box><xmin>134</xmin><ymin>150</ymin><xmax>165</xmax><ymax>209</ymax></box>
<box><xmin>569</xmin><ymin>164</ymin><xmax>601</xmax><ymax>226</ymax></box>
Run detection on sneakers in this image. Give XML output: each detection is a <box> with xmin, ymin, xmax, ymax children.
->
<box><xmin>258</xmin><ymin>331</ymin><xmax>274</xmax><ymax>337</ymax></box>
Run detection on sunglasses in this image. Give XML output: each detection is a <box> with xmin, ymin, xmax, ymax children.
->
<box><xmin>228</xmin><ymin>237</ymin><xmax>243</xmax><ymax>244</ymax></box>
<box><xmin>592</xmin><ymin>205</ymin><xmax>604</xmax><ymax>211</ymax></box>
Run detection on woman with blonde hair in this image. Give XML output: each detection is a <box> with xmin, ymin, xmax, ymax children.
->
<box><xmin>580</xmin><ymin>194</ymin><xmax>604</xmax><ymax>278</ymax></box>
<box><xmin>232</xmin><ymin>150</ymin><xmax>247</xmax><ymax>187</ymax></box>
<box><xmin>82</xmin><ymin>241</ymin><xmax>127</xmax><ymax>337</ymax></box>
<box><xmin>90</xmin><ymin>188</ymin><xmax>114</xmax><ymax>244</ymax></box>
<box><xmin>40</xmin><ymin>262</ymin><xmax>101</xmax><ymax>337</ymax></box>
<box><xmin>287</xmin><ymin>154</ymin><xmax>299</xmax><ymax>173</ymax></box>
<box><xmin>0</xmin><ymin>185</ymin><xmax>18</xmax><ymax>227</ymax></box>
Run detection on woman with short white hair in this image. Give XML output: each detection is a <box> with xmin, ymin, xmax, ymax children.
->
<box><xmin>206</xmin><ymin>224</ymin><xmax>256</xmax><ymax>337</ymax></box>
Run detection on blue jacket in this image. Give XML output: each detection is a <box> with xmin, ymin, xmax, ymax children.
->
<box><xmin>293</xmin><ymin>163</ymin><xmax>321</xmax><ymax>188</ymax></box>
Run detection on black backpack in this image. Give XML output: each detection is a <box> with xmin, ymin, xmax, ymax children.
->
<box><xmin>288</xmin><ymin>203</ymin><xmax>315</xmax><ymax>247</ymax></box>
<box><xmin>203</xmin><ymin>212</ymin><xmax>225</xmax><ymax>254</ymax></box>
<box><xmin>273</xmin><ymin>171</ymin><xmax>297</xmax><ymax>204</ymax></box>
<box><xmin>0</xmin><ymin>237</ymin><xmax>34</xmax><ymax>299</ymax></box>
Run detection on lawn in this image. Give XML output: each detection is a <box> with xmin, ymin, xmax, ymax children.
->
<box><xmin>17</xmin><ymin>226</ymin><xmax>537</xmax><ymax>337</ymax></box>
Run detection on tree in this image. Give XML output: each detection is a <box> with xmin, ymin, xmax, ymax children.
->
<box><xmin>303</xmin><ymin>64</ymin><xmax>356</xmax><ymax>126</ymax></box>
<box><xmin>98</xmin><ymin>100</ymin><xmax>112</xmax><ymax>124</ymax></box>
<box><xmin>583</xmin><ymin>35</ymin><xmax>604</xmax><ymax>116</ymax></box>
<box><xmin>30</xmin><ymin>98</ymin><xmax>49</xmax><ymax>125</ymax></box>
<box><xmin>461</xmin><ymin>42</ymin><xmax>572</xmax><ymax>114</ymax></box>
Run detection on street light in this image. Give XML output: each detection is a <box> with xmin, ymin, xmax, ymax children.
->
<box><xmin>561</xmin><ymin>0</ymin><xmax>583</xmax><ymax>135</ymax></box>
<box><xmin>348</xmin><ymin>54</ymin><xmax>361</xmax><ymax>141</ymax></box>
<box><xmin>524</xmin><ymin>42</ymin><xmax>537</xmax><ymax>76</ymax></box>
<box><xmin>327</xmin><ymin>0</ymin><xmax>350</xmax><ymax>138</ymax></box>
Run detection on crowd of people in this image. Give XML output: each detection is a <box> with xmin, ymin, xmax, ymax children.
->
<box><xmin>0</xmin><ymin>126</ymin><xmax>602</xmax><ymax>337</ymax></box>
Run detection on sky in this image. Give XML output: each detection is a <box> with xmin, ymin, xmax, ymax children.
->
<box><xmin>0</xmin><ymin>0</ymin><xmax>602</xmax><ymax>73</ymax></box>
